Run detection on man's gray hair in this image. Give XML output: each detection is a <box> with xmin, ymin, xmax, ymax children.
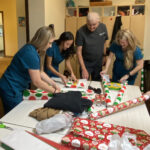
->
<box><xmin>87</xmin><ymin>12</ymin><xmax>100</xmax><ymax>22</ymax></box>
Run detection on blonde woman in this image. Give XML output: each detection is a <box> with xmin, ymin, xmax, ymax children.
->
<box><xmin>0</xmin><ymin>25</ymin><xmax>60</xmax><ymax>114</ymax></box>
<box><xmin>100</xmin><ymin>29</ymin><xmax>143</xmax><ymax>85</ymax></box>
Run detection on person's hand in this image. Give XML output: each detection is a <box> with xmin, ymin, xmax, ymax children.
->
<box><xmin>54</xmin><ymin>84</ymin><xmax>61</xmax><ymax>92</ymax></box>
<box><xmin>55</xmin><ymin>89</ymin><xmax>61</xmax><ymax>93</ymax></box>
<box><xmin>82</xmin><ymin>68</ymin><xmax>89</xmax><ymax>79</ymax></box>
<box><xmin>144</xmin><ymin>91</ymin><xmax>150</xmax><ymax>97</ymax></box>
<box><xmin>60</xmin><ymin>74</ymin><xmax>68</xmax><ymax>85</ymax></box>
<box><xmin>100</xmin><ymin>69</ymin><xmax>107</xmax><ymax>76</ymax></box>
<box><xmin>70</xmin><ymin>73</ymin><xmax>78</xmax><ymax>82</ymax></box>
<box><xmin>119</xmin><ymin>74</ymin><xmax>129</xmax><ymax>83</ymax></box>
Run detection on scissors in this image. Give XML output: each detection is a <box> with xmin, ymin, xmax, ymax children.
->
<box><xmin>0</xmin><ymin>121</ymin><xmax>13</xmax><ymax>130</ymax></box>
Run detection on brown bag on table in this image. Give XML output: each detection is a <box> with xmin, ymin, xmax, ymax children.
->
<box><xmin>29</xmin><ymin>107</ymin><xmax>61</xmax><ymax>121</ymax></box>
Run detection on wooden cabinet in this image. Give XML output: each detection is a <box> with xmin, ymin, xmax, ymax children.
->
<box><xmin>65</xmin><ymin>4</ymin><xmax>145</xmax><ymax>81</ymax></box>
<box><xmin>102</xmin><ymin>16</ymin><xmax>116</xmax><ymax>47</ymax></box>
<box><xmin>130</xmin><ymin>15</ymin><xmax>145</xmax><ymax>48</ymax></box>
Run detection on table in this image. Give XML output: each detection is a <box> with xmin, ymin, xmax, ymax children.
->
<box><xmin>0</xmin><ymin>80</ymin><xmax>150</xmax><ymax>149</ymax></box>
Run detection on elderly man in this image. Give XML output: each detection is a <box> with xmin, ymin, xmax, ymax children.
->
<box><xmin>76</xmin><ymin>12</ymin><xmax>108</xmax><ymax>81</ymax></box>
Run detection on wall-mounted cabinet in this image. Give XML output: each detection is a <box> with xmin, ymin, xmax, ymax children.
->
<box><xmin>117</xmin><ymin>6</ymin><xmax>130</xmax><ymax>16</ymax></box>
<box><xmin>90</xmin><ymin>7</ymin><xmax>103</xmax><ymax>16</ymax></box>
<box><xmin>104</xmin><ymin>6</ymin><xmax>115</xmax><ymax>16</ymax></box>
<box><xmin>132</xmin><ymin>5</ymin><xmax>145</xmax><ymax>15</ymax></box>
<box><xmin>79</xmin><ymin>7</ymin><xmax>89</xmax><ymax>17</ymax></box>
<box><xmin>66</xmin><ymin>4</ymin><xmax>145</xmax><ymax>47</ymax></box>
<box><xmin>66</xmin><ymin>7</ymin><xmax>77</xmax><ymax>16</ymax></box>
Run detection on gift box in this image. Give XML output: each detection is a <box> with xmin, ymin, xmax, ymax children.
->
<box><xmin>61</xmin><ymin>118</ymin><xmax>150</xmax><ymax>150</ymax></box>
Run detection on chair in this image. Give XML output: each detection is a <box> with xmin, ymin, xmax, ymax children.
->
<box><xmin>0</xmin><ymin>97</ymin><xmax>4</xmax><ymax>118</ymax></box>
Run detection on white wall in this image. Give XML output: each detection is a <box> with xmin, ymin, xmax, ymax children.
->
<box><xmin>44</xmin><ymin>0</ymin><xmax>66</xmax><ymax>73</ymax></box>
<box><xmin>16</xmin><ymin>0</ymin><xmax>26</xmax><ymax>49</ymax></box>
<box><xmin>143</xmin><ymin>0</ymin><xmax>150</xmax><ymax>60</ymax></box>
<box><xmin>28</xmin><ymin>0</ymin><xmax>45</xmax><ymax>40</ymax></box>
<box><xmin>45</xmin><ymin>0</ymin><xmax>66</xmax><ymax>38</ymax></box>
<box><xmin>28</xmin><ymin>0</ymin><xmax>65</xmax><ymax>39</ymax></box>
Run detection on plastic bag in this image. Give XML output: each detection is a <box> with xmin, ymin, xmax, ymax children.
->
<box><xmin>108</xmin><ymin>132</ymin><xmax>139</xmax><ymax>150</ymax></box>
<box><xmin>35</xmin><ymin>112</ymin><xmax>73</xmax><ymax>134</ymax></box>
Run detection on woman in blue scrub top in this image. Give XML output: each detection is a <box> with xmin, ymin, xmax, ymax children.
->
<box><xmin>0</xmin><ymin>25</ymin><xmax>60</xmax><ymax>114</ymax></box>
<box><xmin>101</xmin><ymin>29</ymin><xmax>144</xmax><ymax>85</ymax></box>
<box><xmin>45</xmin><ymin>32</ymin><xmax>77</xmax><ymax>84</ymax></box>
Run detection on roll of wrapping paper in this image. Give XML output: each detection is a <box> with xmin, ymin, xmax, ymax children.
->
<box><xmin>89</xmin><ymin>95</ymin><xmax>150</xmax><ymax>120</ymax></box>
<box><xmin>102</xmin><ymin>77</ymin><xmax>112</xmax><ymax>106</ymax></box>
<box><xmin>113</xmin><ymin>82</ymin><xmax>127</xmax><ymax>105</ymax></box>
<box><xmin>23</xmin><ymin>89</ymin><xmax>53</xmax><ymax>100</ymax></box>
<box><xmin>141</xmin><ymin>68</ymin><xmax>144</xmax><ymax>93</ymax></box>
<box><xmin>27</xmin><ymin>131</ymin><xmax>71</xmax><ymax>150</ymax></box>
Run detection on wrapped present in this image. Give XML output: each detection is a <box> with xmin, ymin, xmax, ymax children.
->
<box><xmin>61</xmin><ymin>118</ymin><xmax>150</xmax><ymax>150</ymax></box>
<box><xmin>89</xmin><ymin>95</ymin><xmax>149</xmax><ymax>120</ymax></box>
<box><xmin>23</xmin><ymin>89</ymin><xmax>53</xmax><ymax>100</ymax></box>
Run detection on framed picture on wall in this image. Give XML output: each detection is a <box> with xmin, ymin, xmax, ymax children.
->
<box><xmin>135</xmin><ymin>0</ymin><xmax>145</xmax><ymax>4</ymax></box>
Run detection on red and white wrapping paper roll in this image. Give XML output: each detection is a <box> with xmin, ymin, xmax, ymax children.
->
<box><xmin>89</xmin><ymin>95</ymin><xmax>149</xmax><ymax>120</ymax></box>
<box><xmin>113</xmin><ymin>82</ymin><xmax>127</xmax><ymax>105</ymax></box>
<box><xmin>102</xmin><ymin>77</ymin><xmax>112</xmax><ymax>106</ymax></box>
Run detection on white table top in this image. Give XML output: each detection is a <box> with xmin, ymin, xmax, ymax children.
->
<box><xmin>0</xmin><ymin>80</ymin><xmax>150</xmax><ymax>148</ymax></box>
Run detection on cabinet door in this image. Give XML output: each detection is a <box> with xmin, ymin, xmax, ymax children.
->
<box><xmin>65</xmin><ymin>17</ymin><xmax>77</xmax><ymax>38</ymax></box>
<box><xmin>130</xmin><ymin>15</ymin><xmax>145</xmax><ymax>48</ymax></box>
<box><xmin>65</xmin><ymin>17</ymin><xmax>78</xmax><ymax>78</ymax></box>
<box><xmin>102</xmin><ymin>16</ymin><xmax>116</xmax><ymax>47</ymax></box>
<box><xmin>76</xmin><ymin>17</ymin><xmax>87</xmax><ymax>78</ymax></box>
<box><xmin>121</xmin><ymin>16</ymin><xmax>130</xmax><ymax>30</ymax></box>
<box><xmin>77</xmin><ymin>17</ymin><xmax>86</xmax><ymax>29</ymax></box>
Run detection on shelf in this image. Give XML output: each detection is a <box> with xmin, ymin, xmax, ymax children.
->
<box><xmin>90</xmin><ymin>1</ymin><xmax>112</xmax><ymax>6</ymax></box>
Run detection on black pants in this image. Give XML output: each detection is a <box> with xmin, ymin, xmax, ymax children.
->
<box><xmin>80</xmin><ymin>65</ymin><xmax>102</xmax><ymax>81</ymax></box>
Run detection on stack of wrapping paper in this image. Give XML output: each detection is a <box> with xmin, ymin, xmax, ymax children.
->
<box><xmin>62</xmin><ymin>118</ymin><xmax>150</xmax><ymax>150</ymax></box>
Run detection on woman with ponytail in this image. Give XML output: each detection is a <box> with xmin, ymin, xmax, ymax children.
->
<box><xmin>0</xmin><ymin>25</ymin><xmax>60</xmax><ymax>114</ymax></box>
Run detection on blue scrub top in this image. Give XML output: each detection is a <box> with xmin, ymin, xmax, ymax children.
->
<box><xmin>109</xmin><ymin>42</ymin><xmax>143</xmax><ymax>84</ymax></box>
<box><xmin>0</xmin><ymin>44</ymin><xmax>40</xmax><ymax>97</ymax></box>
<box><xmin>45</xmin><ymin>42</ymin><xmax>65</xmax><ymax>77</ymax></box>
